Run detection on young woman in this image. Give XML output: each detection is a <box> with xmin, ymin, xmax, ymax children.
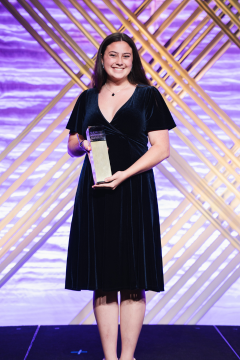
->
<box><xmin>65</xmin><ymin>32</ymin><xmax>176</xmax><ymax>360</ymax></box>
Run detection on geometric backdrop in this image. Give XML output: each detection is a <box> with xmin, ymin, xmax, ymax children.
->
<box><xmin>0</xmin><ymin>0</ymin><xmax>239</xmax><ymax>325</ymax></box>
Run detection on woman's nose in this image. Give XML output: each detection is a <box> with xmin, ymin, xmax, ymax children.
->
<box><xmin>115</xmin><ymin>56</ymin><xmax>123</xmax><ymax>65</ymax></box>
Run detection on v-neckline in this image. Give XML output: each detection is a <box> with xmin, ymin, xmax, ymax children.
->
<box><xmin>97</xmin><ymin>85</ymin><xmax>138</xmax><ymax>124</ymax></box>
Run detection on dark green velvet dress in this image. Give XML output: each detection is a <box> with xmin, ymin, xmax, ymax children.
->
<box><xmin>65</xmin><ymin>84</ymin><xmax>176</xmax><ymax>292</ymax></box>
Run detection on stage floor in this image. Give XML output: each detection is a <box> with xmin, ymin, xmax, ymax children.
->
<box><xmin>0</xmin><ymin>325</ymin><xmax>239</xmax><ymax>360</ymax></box>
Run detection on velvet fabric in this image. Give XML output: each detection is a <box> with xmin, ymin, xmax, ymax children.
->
<box><xmin>65</xmin><ymin>85</ymin><xmax>176</xmax><ymax>292</ymax></box>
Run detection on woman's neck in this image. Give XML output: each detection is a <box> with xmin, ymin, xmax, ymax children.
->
<box><xmin>105</xmin><ymin>77</ymin><xmax>130</xmax><ymax>88</ymax></box>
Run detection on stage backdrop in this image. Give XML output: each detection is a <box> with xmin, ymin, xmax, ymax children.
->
<box><xmin>0</xmin><ymin>0</ymin><xmax>240</xmax><ymax>326</ymax></box>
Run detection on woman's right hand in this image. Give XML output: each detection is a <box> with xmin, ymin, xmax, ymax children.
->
<box><xmin>68</xmin><ymin>133</ymin><xmax>91</xmax><ymax>157</ymax></box>
<box><xmin>81</xmin><ymin>140</ymin><xmax>91</xmax><ymax>153</ymax></box>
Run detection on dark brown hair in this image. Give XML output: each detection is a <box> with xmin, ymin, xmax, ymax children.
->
<box><xmin>91</xmin><ymin>33</ymin><xmax>150</xmax><ymax>91</ymax></box>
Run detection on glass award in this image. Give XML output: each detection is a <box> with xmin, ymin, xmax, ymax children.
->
<box><xmin>86</xmin><ymin>126</ymin><xmax>112</xmax><ymax>184</ymax></box>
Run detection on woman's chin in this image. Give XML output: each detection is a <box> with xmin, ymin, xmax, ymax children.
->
<box><xmin>108</xmin><ymin>71</ymin><xmax>130</xmax><ymax>81</ymax></box>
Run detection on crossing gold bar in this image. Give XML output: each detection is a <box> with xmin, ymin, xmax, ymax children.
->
<box><xmin>86</xmin><ymin>126</ymin><xmax>112</xmax><ymax>184</ymax></box>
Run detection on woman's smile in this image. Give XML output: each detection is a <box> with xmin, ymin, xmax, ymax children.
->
<box><xmin>112</xmin><ymin>67</ymin><xmax>125</xmax><ymax>71</ymax></box>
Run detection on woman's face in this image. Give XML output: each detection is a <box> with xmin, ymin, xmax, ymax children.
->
<box><xmin>102</xmin><ymin>41</ymin><xmax>133</xmax><ymax>81</ymax></box>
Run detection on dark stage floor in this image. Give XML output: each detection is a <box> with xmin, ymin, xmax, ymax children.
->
<box><xmin>0</xmin><ymin>325</ymin><xmax>239</xmax><ymax>360</ymax></box>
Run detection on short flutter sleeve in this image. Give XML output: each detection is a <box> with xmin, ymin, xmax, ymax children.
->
<box><xmin>66</xmin><ymin>90</ymin><xmax>87</xmax><ymax>135</ymax></box>
<box><xmin>146</xmin><ymin>86</ymin><xmax>176</xmax><ymax>133</ymax></box>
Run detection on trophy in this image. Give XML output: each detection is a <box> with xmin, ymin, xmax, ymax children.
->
<box><xmin>86</xmin><ymin>126</ymin><xmax>112</xmax><ymax>184</ymax></box>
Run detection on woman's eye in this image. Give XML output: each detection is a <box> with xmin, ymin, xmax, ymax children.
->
<box><xmin>109</xmin><ymin>54</ymin><xmax>130</xmax><ymax>58</ymax></box>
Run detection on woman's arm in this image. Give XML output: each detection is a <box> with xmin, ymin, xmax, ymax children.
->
<box><xmin>67</xmin><ymin>133</ymin><xmax>91</xmax><ymax>157</ymax></box>
<box><xmin>93</xmin><ymin>129</ymin><xmax>170</xmax><ymax>190</ymax></box>
<box><xmin>125</xmin><ymin>129</ymin><xmax>169</xmax><ymax>177</ymax></box>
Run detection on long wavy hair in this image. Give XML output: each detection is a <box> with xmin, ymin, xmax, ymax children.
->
<box><xmin>91</xmin><ymin>33</ymin><xmax>150</xmax><ymax>91</ymax></box>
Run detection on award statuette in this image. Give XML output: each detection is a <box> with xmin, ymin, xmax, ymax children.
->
<box><xmin>86</xmin><ymin>126</ymin><xmax>112</xmax><ymax>184</ymax></box>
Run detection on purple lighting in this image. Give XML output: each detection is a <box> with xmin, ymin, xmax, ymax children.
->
<box><xmin>0</xmin><ymin>0</ymin><xmax>240</xmax><ymax>326</ymax></box>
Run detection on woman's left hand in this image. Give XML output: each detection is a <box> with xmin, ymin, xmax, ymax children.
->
<box><xmin>92</xmin><ymin>171</ymin><xmax>126</xmax><ymax>190</ymax></box>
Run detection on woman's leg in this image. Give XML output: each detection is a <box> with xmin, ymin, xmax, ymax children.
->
<box><xmin>119</xmin><ymin>289</ymin><xmax>146</xmax><ymax>360</ymax></box>
<box><xmin>93</xmin><ymin>289</ymin><xmax>119</xmax><ymax>360</ymax></box>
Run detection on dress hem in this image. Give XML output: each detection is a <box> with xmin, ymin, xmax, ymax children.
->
<box><xmin>65</xmin><ymin>285</ymin><xmax>164</xmax><ymax>292</ymax></box>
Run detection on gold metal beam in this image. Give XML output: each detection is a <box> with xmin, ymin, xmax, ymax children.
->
<box><xmin>160</xmin><ymin>198</ymin><xmax>190</xmax><ymax>234</ymax></box>
<box><xmin>164</xmin><ymin>4</ymin><xmax>208</xmax><ymax>51</ymax></box>
<box><xmin>109</xmin><ymin>0</ymin><xmax>240</xmax><ymax>141</ymax></box>
<box><xmin>0</xmin><ymin>77</ymin><xmax>77</xmax><ymax>163</ymax></box>
<box><xmin>0</xmin><ymin>153</ymin><xmax>69</xmax><ymax>232</ymax></box>
<box><xmin>161</xmin><ymin>206</ymin><xmax>197</xmax><ymax>247</ymax></box>
<box><xmin>169</xmin><ymin>147</ymin><xmax>240</xmax><ymax>234</ymax></box>
<box><xmin>173</xmin><ymin>128</ymin><xmax>240</xmax><ymax>202</ymax></box>
<box><xmin>0</xmin><ymin>0</ymin><xmax>151</xmax><ymax>166</ymax></box>
<box><xmin>156</xmin><ymin>163</ymin><xmax>240</xmax><ymax>251</ymax></box>
<box><xmin>144</xmin><ymin>233</ymin><xmax>226</xmax><ymax>323</ymax></box>
<box><xmin>195</xmin><ymin>0</ymin><xmax>240</xmax><ymax>48</ymax></box>
<box><xmin>153</xmin><ymin>0</ymin><xmax>191</xmax><ymax>38</ymax></box>
<box><xmin>0</xmin><ymin>156</ymin><xmax>83</xmax><ymax>255</ymax></box>
<box><xmin>167</xmin><ymin>85</ymin><xmax>240</xmax><ymax>179</ymax></box>
<box><xmin>215</xmin><ymin>0</ymin><xmax>240</xmax><ymax>29</ymax></box>
<box><xmin>0</xmin><ymin>206</ymin><xmax>74</xmax><ymax>289</ymax></box>
<box><xmin>167</xmin><ymin>17</ymin><xmax>238</xmax><ymax>101</ymax></box>
<box><xmin>52</xmin><ymin>0</ymin><xmax>100</xmax><ymax>49</ymax></box>
<box><xmin>70</xmin><ymin>299</ymin><xmax>93</xmax><ymax>324</ymax></box>
<box><xmin>164</xmin><ymin>244</ymin><xmax>234</xmax><ymax>324</ymax></box>
<box><xmin>16</xmin><ymin>0</ymin><xmax>92</xmax><ymax>77</ymax></box>
<box><xmin>126</xmin><ymin>43</ymin><xmax>240</xmax><ymax>184</ymax></box>
<box><xmin>0</xmin><ymin>98</ymin><xmax>79</xmax><ymax>189</ymax></box>
<box><xmin>187</xmin><ymin>254</ymin><xmax>240</xmax><ymax>324</ymax></box>
<box><xmin>163</xmin><ymin>216</ymin><xmax>207</xmax><ymax>265</ymax></box>
<box><xmin>167</xmin><ymin>102</ymin><xmax>240</xmax><ymax>183</ymax></box>
<box><xmin>1</xmin><ymin>0</ymin><xmax>88</xmax><ymax>89</ymax></box>
<box><xmin>81</xmin><ymin>0</ymin><xmax>116</xmax><ymax>34</ymax></box>
<box><xmin>163</xmin><ymin>223</ymin><xmax>218</xmax><ymax>284</ymax></box>
<box><xmin>0</xmin><ymin>181</ymin><xmax>80</xmax><ymax>274</ymax></box>
<box><xmin>170</xmin><ymin>12</ymin><xmax>212</xmax><ymax>60</ymax></box>
<box><xmin>193</xmin><ymin>37</ymin><xmax>233</xmax><ymax>82</ymax></box>
<box><xmin>145</xmin><ymin>0</ymin><xmax>174</xmax><ymax>27</ymax></box>
<box><xmin>82</xmin><ymin>311</ymin><xmax>96</xmax><ymax>325</ymax></box>
<box><xmin>227</xmin><ymin>0</ymin><xmax>240</xmax><ymax>13</ymax></box>
<box><xmin>75</xmin><ymin>0</ymin><xmax>240</xmax><ymax>174</ymax></box>
<box><xmin>138</xmin><ymin>0</ymin><xmax>205</xmax><ymax>61</ymax></box>
<box><xmin>28</xmin><ymin>0</ymin><xmax>94</xmax><ymax>70</ymax></box>
<box><xmin>0</xmin><ymin>131</ymin><xmax>68</xmax><ymax>207</ymax></box>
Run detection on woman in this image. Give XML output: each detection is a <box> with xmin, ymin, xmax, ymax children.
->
<box><xmin>66</xmin><ymin>33</ymin><xmax>176</xmax><ymax>360</ymax></box>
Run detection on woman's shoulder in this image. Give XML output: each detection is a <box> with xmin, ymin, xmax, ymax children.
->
<box><xmin>137</xmin><ymin>84</ymin><xmax>159</xmax><ymax>91</ymax></box>
<box><xmin>75</xmin><ymin>87</ymin><xmax>96</xmax><ymax>103</ymax></box>
<box><xmin>85</xmin><ymin>87</ymin><xmax>97</xmax><ymax>94</ymax></box>
<box><xmin>79</xmin><ymin>87</ymin><xmax>96</xmax><ymax>97</ymax></box>
<box><xmin>137</xmin><ymin>84</ymin><xmax>159</xmax><ymax>95</ymax></box>
<box><xmin>137</xmin><ymin>85</ymin><xmax>162</xmax><ymax>102</ymax></box>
